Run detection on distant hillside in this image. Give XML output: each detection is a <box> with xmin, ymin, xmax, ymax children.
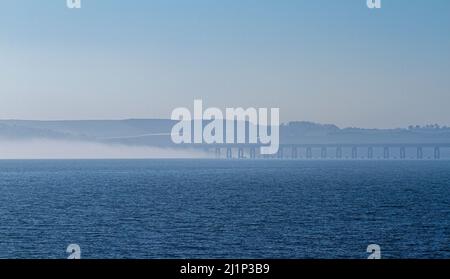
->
<box><xmin>0</xmin><ymin>119</ymin><xmax>176</xmax><ymax>146</ymax></box>
<box><xmin>281</xmin><ymin>122</ymin><xmax>450</xmax><ymax>144</ymax></box>
<box><xmin>1</xmin><ymin>119</ymin><xmax>450</xmax><ymax>146</ymax></box>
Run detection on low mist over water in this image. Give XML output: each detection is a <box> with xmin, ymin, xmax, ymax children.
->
<box><xmin>0</xmin><ymin>139</ymin><xmax>207</xmax><ymax>159</ymax></box>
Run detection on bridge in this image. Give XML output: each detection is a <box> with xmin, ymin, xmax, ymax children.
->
<box><xmin>202</xmin><ymin>143</ymin><xmax>450</xmax><ymax>160</ymax></box>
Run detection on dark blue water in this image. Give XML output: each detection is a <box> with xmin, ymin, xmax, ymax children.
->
<box><xmin>0</xmin><ymin>159</ymin><xmax>450</xmax><ymax>259</ymax></box>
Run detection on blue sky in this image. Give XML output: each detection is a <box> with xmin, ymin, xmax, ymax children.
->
<box><xmin>1</xmin><ymin>0</ymin><xmax>449</xmax><ymax>128</ymax></box>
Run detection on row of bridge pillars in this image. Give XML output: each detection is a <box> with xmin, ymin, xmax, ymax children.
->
<box><xmin>215</xmin><ymin>146</ymin><xmax>442</xmax><ymax>160</ymax></box>
<box><xmin>415</xmin><ymin>147</ymin><xmax>440</xmax><ymax>160</ymax></box>
<box><xmin>219</xmin><ymin>147</ymin><xmax>258</xmax><ymax>159</ymax></box>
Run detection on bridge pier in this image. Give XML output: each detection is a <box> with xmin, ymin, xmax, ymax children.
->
<box><xmin>368</xmin><ymin>147</ymin><xmax>374</xmax><ymax>159</ymax></box>
<box><xmin>291</xmin><ymin>147</ymin><xmax>298</xmax><ymax>159</ymax></box>
<box><xmin>434</xmin><ymin>147</ymin><xmax>441</xmax><ymax>160</ymax></box>
<box><xmin>336</xmin><ymin>146</ymin><xmax>342</xmax><ymax>159</ymax></box>
<box><xmin>226</xmin><ymin>147</ymin><xmax>232</xmax><ymax>159</ymax></box>
<box><xmin>238</xmin><ymin>148</ymin><xmax>245</xmax><ymax>159</ymax></box>
<box><xmin>400</xmin><ymin>147</ymin><xmax>406</xmax><ymax>160</ymax></box>
<box><xmin>321</xmin><ymin>147</ymin><xmax>327</xmax><ymax>159</ymax></box>
<box><xmin>250</xmin><ymin>147</ymin><xmax>256</xmax><ymax>159</ymax></box>
<box><xmin>351</xmin><ymin>147</ymin><xmax>358</xmax><ymax>159</ymax></box>
<box><xmin>277</xmin><ymin>147</ymin><xmax>284</xmax><ymax>159</ymax></box>
<box><xmin>383</xmin><ymin>147</ymin><xmax>390</xmax><ymax>159</ymax></box>
<box><xmin>306</xmin><ymin>147</ymin><xmax>312</xmax><ymax>159</ymax></box>
<box><xmin>417</xmin><ymin>147</ymin><xmax>423</xmax><ymax>160</ymax></box>
<box><xmin>215</xmin><ymin>147</ymin><xmax>221</xmax><ymax>159</ymax></box>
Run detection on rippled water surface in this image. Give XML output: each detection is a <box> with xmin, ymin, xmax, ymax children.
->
<box><xmin>0</xmin><ymin>159</ymin><xmax>449</xmax><ymax>259</ymax></box>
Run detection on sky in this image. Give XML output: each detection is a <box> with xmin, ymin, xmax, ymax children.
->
<box><xmin>0</xmin><ymin>0</ymin><xmax>449</xmax><ymax>128</ymax></box>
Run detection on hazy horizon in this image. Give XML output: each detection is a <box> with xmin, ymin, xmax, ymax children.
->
<box><xmin>0</xmin><ymin>138</ymin><xmax>208</xmax><ymax>159</ymax></box>
<box><xmin>0</xmin><ymin>118</ymin><xmax>449</xmax><ymax>130</ymax></box>
<box><xmin>1</xmin><ymin>0</ymin><xmax>450</xmax><ymax>129</ymax></box>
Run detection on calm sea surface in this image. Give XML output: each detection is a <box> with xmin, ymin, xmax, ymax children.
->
<box><xmin>0</xmin><ymin>159</ymin><xmax>449</xmax><ymax>259</ymax></box>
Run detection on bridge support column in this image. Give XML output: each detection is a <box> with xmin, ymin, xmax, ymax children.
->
<box><xmin>417</xmin><ymin>147</ymin><xmax>423</xmax><ymax>160</ymax></box>
<box><xmin>352</xmin><ymin>147</ymin><xmax>358</xmax><ymax>159</ymax></box>
<box><xmin>306</xmin><ymin>147</ymin><xmax>312</xmax><ymax>159</ymax></box>
<box><xmin>226</xmin><ymin>147</ymin><xmax>233</xmax><ymax>159</ymax></box>
<box><xmin>215</xmin><ymin>147</ymin><xmax>221</xmax><ymax>159</ymax></box>
<box><xmin>417</xmin><ymin>146</ymin><xmax>423</xmax><ymax>160</ymax></box>
<box><xmin>336</xmin><ymin>146</ymin><xmax>342</xmax><ymax>159</ymax></box>
<box><xmin>250</xmin><ymin>147</ymin><xmax>256</xmax><ymax>159</ymax></box>
<box><xmin>383</xmin><ymin>147</ymin><xmax>390</xmax><ymax>160</ymax></box>
<box><xmin>238</xmin><ymin>148</ymin><xmax>245</xmax><ymax>159</ymax></box>
<box><xmin>277</xmin><ymin>147</ymin><xmax>284</xmax><ymax>159</ymax></box>
<box><xmin>368</xmin><ymin>147</ymin><xmax>374</xmax><ymax>159</ymax></box>
<box><xmin>321</xmin><ymin>147</ymin><xmax>327</xmax><ymax>159</ymax></box>
<box><xmin>434</xmin><ymin>147</ymin><xmax>441</xmax><ymax>160</ymax></box>
<box><xmin>291</xmin><ymin>147</ymin><xmax>298</xmax><ymax>159</ymax></box>
<box><xmin>400</xmin><ymin>147</ymin><xmax>406</xmax><ymax>160</ymax></box>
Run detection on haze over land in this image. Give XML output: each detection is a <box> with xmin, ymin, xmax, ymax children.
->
<box><xmin>1</xmin><ymin>1</ymin><xmax>450</xmax><ymax>129</ymax></box>
<box><xmin>1</xmin><ymin>119</ymin><xmax>450</xmax><ymax>159</ymax></box>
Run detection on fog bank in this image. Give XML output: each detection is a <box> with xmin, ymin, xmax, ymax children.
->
<box><xmin>0</xmin><ymin>139</ymin><xmax>208</xmax><ymax>159</ymax></box>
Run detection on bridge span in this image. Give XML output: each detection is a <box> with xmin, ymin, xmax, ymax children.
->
<box><xmin>202</xmin><ymin>143</ymin><xmax>450</xmax><ymax>160</ymax></box>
